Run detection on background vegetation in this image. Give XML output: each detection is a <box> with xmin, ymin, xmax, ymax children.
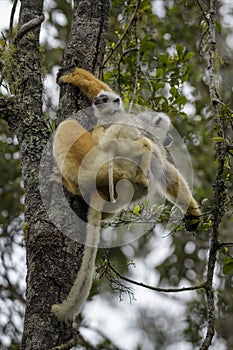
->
<box><xmin>0</xmin><ymin>0</ymin><xmax>232</xmax><ymax>349</ymax></box>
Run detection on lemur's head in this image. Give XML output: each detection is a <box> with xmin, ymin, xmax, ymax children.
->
<box><xmin>138</xmin><ymin>111</ymin><xmax>173</xmax><ymax>146</ymax></box>
<box><xmin>92</xmin><ymin>91</ymin><xmax>123</xmax><ymax>119</ymax></box>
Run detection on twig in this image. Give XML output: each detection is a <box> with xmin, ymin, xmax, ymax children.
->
<box><xmin>104</xmin><ymin>259</ymin><xmax>205</xmax><ymax>294</ymax></box>
<box><xmin>12</xmin><ymin>14</ymin><xmax>45</xmax><ymax>44</ymax></box>
<box><xmin>102</xmin><ymin>0</ymin><xmax>141</xmax><ymax>67</ymax></box>
<box><xmin>196</xmin><ymin>0</ymin><xmax>210</xmax><ymax>25</ymax></box>
<box><xmin>219</xmin><ymin>242</ymin><xmax>233</xmax><ymax>248</ymax></box>
<box><xmin>128</xmin><ymin>37</ymin><xmax>140</xmax><ymax>112</ymax></box>
<box><xmin>1</xmin><ymin>31</ymin><xmax>7</xmax><ymax>44</ymax></box>
<box><xmin>9</xmin><ymin>0</ymin><xmax>18</xmax><ymax>41</ymax></box>
<box><xmin>97</xmin><ymin>258</ymin><xmax>136</xmax><ymax>302</ymax></box>
<box><xmin>196</xmin><ymin>0</ymin><xmax>209</xmax><ymax>56</ymax></box>
<box><xmin>116</xmin><ymin>47</ymin><xmax>138</xmax><ymax>93</ymax></box>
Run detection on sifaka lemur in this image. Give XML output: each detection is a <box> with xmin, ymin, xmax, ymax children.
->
<box><xmin>52</xmin><ymin>67</ymin><xmax>201</xmax><ymax>322</ymax></box>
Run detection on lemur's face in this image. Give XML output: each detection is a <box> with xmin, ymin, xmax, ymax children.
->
<box><xmin>93</xmin><ymin>91</ymin><xmax>123</xmax><ymax>115</ymax></box>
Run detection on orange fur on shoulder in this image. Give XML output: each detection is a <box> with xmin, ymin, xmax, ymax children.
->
<box><xmin>57</xmin><ymin>68</ymin><xmax>112</xmax><ymax>100</ymax></box>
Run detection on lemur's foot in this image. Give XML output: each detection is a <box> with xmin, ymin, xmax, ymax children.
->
<box><xmin>184</xmin><ymin>214</ymin><xmax>201</xmax><ymax>231</ymax></box>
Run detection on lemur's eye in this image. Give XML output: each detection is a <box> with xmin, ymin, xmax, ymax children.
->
<box><xmin>102</xmin><ymin>96</ymin><xmax>109</xmax><ymax>103</ymax></box>
<box><xmin>113</xmin><ymin>98</ymin><xmax>120</xmax><ymax>103</ymax></box>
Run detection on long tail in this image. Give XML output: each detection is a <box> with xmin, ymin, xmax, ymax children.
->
<box><xmin>51</xmin><ymin>192</ymin><xmax>103</xmax><ymax>322</ymax></box>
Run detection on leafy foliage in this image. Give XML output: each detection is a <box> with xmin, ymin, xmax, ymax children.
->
<box><xmin>0</xmin><ymin>0</ymin><xmax>233</xmax><ymax>349</ymax></box>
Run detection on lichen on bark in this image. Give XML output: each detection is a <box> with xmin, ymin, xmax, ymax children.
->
<box><xmin>1</xmin><ymin>0</ymin><xmax>111</xmax><ymax>349</ymax></box>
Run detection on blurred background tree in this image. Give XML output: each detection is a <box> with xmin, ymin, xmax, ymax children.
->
<box><xmin>0</xmin><ymin>0</ymin><xmax>232</xmax><ymax>349</ymax></box>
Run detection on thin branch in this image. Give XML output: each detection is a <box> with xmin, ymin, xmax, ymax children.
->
<box><xmin>12</xmin><ymin>14</ymin><xmax>45</xmax><ymax>44</ymax></box>
<box><xmin>196</xmin><ymin>0</ymin><xmax>209</xmax><ymax>56</ymax></box>
<box><xmin>196</xmin><ymin>0</ymin><xmax>210</xmax><ymax>25</ymax></box>
<box><xmin>200</xmin><ymin>0</ymin><xmax>228</xmax><ymax>348</ymax></box>
<box><xmin>115</xmin><ymin>47</ymin><xmax>138</xmax><ymax>93</ymax></box>
<box><xmin>1</xmin><ymin>31</ymin><xmax>7</xmax><ymax>44</ymax></box>
<box><xmin>102</xmin><ymin>0</ymin><xmax>141</xmax><ymax>67</ymax></box>
<box><xmin>9</xmin><ymin>0</ymin><xmax>18</xmax><ymax>41</ymax></box>
<box><xmin>219</xmin><ymin>242</ymin><xmax>233</xmax><ymax>248</ymax></box>
<box><xmin>128</xmin><ymin>37</ymin><xmax>140</xmax><ymax>112</ymax></box>
<box><xmin>103</xmin><ymin>259</ymin><xmax>205</xmax><ymax>294</ymax></box>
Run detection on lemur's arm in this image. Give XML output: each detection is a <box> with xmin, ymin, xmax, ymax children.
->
<box><xmin>57</xmin><ymin>67</ymin><xmax>112</xmax><ymax>100</ymax></box>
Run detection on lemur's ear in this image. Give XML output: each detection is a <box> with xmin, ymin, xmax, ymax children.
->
<box><xmin>56</xmin><ymin>65</ymin><xmax>76</xmax><ymax>85</ymax></box>
<box><xmin>163</xmin><ymin>132</ymin><xmax>173</xmax><ymax>147</ymax></box>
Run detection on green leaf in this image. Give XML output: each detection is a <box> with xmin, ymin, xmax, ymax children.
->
<box><xmin>223</xmin><ymin>257</ymin><xmax>233</xmax><ymax>274</ymax></box>
<box><xmin>176</xmin><ymin>43</ymin><xmax>184</xmax><ymax>58</ymax></box>
<box><xmin>140</xmin><ymin>36</ymin><xmax>156</xmax><ymax>53</ymax></box>
<box><xmin>175</xmin><ymin>95</ymin><xmax>187</xmax><ymax>107</ymax></box>
<box><xmin>140</xmin><ymin>0</ymin><xmax>152</xmax><ymax>13</ymax></box>
<box><xmin>156</xmin><ymin>68</ymin><xmax>163</xmax><ymax>78</ymax></box>
<box><xmin>133</xmin><ymin>204</ymin><xmax>141</xmax><ymax>216</ymax></box>
<box><xmin>211</xmin><ymin>137</ymin><xmax>224</xmax><ymax>143</ymax></box>
<box><xmin>159</xmin><ymin>53</ymin><xmax>168</xmax><ymax>64</ymax></box>
<box><xmin>170</xmin><ymin>86</ymin><xmax>179</xmax><ymax>97</ymax></box>
<box><xmin>181</xmin><ymin>73</ymin><xmax>189</xmax><ymax>83</ymax></box>
<box><xmin>184</xmin><ymin>52</ymin><xmax>195</xmax><ymax>61</ymax></box>
<box><xmin>104</xmin><ymin>71</ymin><xmax>113</xmax><ymax>81</ymax></box>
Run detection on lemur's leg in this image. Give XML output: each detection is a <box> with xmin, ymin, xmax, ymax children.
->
<box><xmin>162</xmin><ymin>161</ymin><xmax>201</xmax><ymax>217</ymax></box>
<box><xmin>152</xmin><ymin>154</ymin><xmax>201</xmax><ymax>218</ymax></box>
<box><xmin>53</xmin><ymin>119</ymin><xmax>96</xmax><ymax>195</ymax></box>
<box><xmin>57</xmin><ymin>67</ymin><xmax>112</xmax><ymax>100</ymax></box>
<box><xmin>151</xmin><ymin>148</ymin><xmax>201</xmax><ymax>230</ymax></box>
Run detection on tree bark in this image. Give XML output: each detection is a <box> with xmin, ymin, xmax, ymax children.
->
<box><xmin>2</xmin><ymin>0</ymin><xmax>110</xmax><ymax>349</ymax></box>
<box><xmin>57</xmin><ymin>0</ymin><xmax>111</xmax><ymax>127</ymax></box>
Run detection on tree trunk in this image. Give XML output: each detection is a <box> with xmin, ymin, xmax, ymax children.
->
<box><xmin>2</xmin><ymin>0</ymin><xmax>111</xmax><ymax>349</ymax></box>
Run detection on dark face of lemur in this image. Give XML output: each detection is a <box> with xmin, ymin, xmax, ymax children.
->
<box><xmin>93</xmin><ymin>91</ymin><xmax>124</xmax><ymax>120</ymax></box>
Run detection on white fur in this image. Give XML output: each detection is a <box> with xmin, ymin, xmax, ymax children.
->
<box><xmin>137</xmin><ymin>111</ymin><xmax>173</xmax><ymax>145</ymax></box>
